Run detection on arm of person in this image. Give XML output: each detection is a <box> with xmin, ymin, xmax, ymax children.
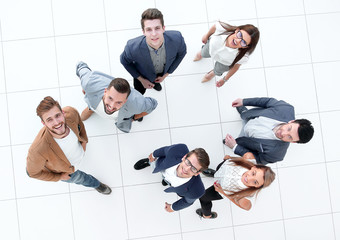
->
<box><xmin>170</xmin><ymin>196</ymin><xmax>197</xmax><ymax>211</ymax></box>
<box><xmin>153</xmin><ymin>144</ymin><xmax>188</xmax><ymax>159</ymax></box>
<box><xmin>26</xmin><ymin>153</ymin><xmax>63</xmax><ymax>182</ymax></box>
<box><xmin>235</xmin><ymin>144</ymin><xmax>275</xmax><ymax>165</ymax></box>
<box><xmin>75</xmin><ymin>107</ymin><xmax>88</xmax><ymax>143</ymax></box>
<box><xmin>216</xmin><ymin>64</ymin><xmax>241</xmax><ymax>87</ymax></box>
<box><xmin>213</xmin><ymin>182</ymin><xmax>252</xmax><ymax>210</ymax></box>
<box><xmin>166</xmin><ymin>33</ymin><xmax>187</xmax><ymax>74</ymax></box>
<box><xmin>242</xmin><ymin>97</ymin><xmax>283</xmax><ymax>108</ymax></box>
<box><xmin>202</xmin><ymin>24</ymin><xmax>217</xmax><ymax>43</ymax></box>
<box><xmin>137</xmin><ymin>76</ymin><xmax>154</xmax><ymax>89</ymax></box>
<box><xmin>243</xmin><ymin>152</ymin><xmax>255</xmax><ymax>160</ymax></box>
<box><xmin>136</xmin><ymin>95</ymin><xmax>158</xmax><ymax>114</ymax></box>
<box><xmin>120</xmin><ymin>45</ymin><xmax>143</xmax><ymax>80</ymax></box>
<box><xmin>155</xmin><ymin>73</ymin><xmax>169</xmax><ymax>83</ymax></box>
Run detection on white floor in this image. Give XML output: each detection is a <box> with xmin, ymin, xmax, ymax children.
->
<box><xmin>1</xmin><ymin>0</ymin><xmax>340</xmax><ymax>239</ymax></box>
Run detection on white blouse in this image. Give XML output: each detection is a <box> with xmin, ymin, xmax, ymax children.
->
<box><xmin>208</xmin><ymin>21</ymin><xmax>249</xmax><ymax>66</ymax></box>
<box><xmin>214</xmin><ymin>160</ymin><xmax>248</xmax><ymax>195</ymax></box>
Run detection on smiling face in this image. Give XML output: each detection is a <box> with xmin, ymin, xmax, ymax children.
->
<box><xmin>143</xmin><ymin>19</ymin><xmax>165</xmax><ymax>49</ymax></box>
<box><xmin>103</xmin><ymin>86</ymin><xmax>128</xmax><ymax>114</ymax></box>
<box><xmin>41</xmin><ymin>106</ymin><xmax>67</xmax><ymax>136</ymax></box>
<box><xmin>176</xmin><ymin>153</ymin><xmax>202</xmax><ymax>178</ymax></box>
<box><xmin>226</xmin><ymin>29</ymin><xmax>251</xmax><ymax>49</ymax></box>
<box><xmin>241</xmin><ymin>166</ymin><xmax>265</xmax><ymax>188</ymax></box>
<box><xmin>275</xmin><ymin>121</ymin><xmax>300</xmax><ymax>143</ymax></box>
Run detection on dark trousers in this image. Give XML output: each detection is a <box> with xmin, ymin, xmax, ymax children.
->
<box><xmin>133</xmin><ymin>78</ymin><xmax>147</xmax><ymax>95</ymax></box>
<box><xmin>199</xmin><ymin>185</ymin><xmax>223</xmax><ymax>216</ymax></box>
<box><xmin>199</xmin><ymin>159</ymin><xmax>227</xmax><ymax>216</ymax></box>
<box><xmin>133</xmin><ymin>73</ymin><xmax>162</xmax><ymax>95</ymax></box>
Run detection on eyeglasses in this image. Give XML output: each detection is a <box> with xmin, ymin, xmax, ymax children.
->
<box><xmin>184</xmin><ymin>158</ymin><xmax>200</xmax><ymax>174</ymax></box>
<box><xmin>236</xmin><ymin>30</ymin><xmax>248</xmax><ymax>47</ymax></box>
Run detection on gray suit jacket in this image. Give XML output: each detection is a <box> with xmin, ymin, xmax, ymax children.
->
<box><xmin>77</xmin><ymin>62</ymin><xmax>158</xmax><ymax>133</ymax></box>
<box><xmin>235</xmin><ymin>97</ymin><xmax>295</xmax><ymax>165</ymax></box>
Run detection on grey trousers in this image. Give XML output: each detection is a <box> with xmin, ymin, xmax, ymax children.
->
<box><xmin>201</xmin><ymin>39</ymin><xmax>230</xmax><ymax>76</ymax></box>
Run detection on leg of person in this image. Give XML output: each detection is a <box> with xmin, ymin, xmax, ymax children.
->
<box><xmin>133</xmin><ymin>78</ymin><xmax>146</xmax><ymax>95</ymax></box>
<box><xmin>214</xmin><ymin>62</ymin><xmax>229</xmax><ymax>78</ymax></box>
<box><xmin>63</xmin><ymin>170</ymin><xmax>111</xmax><ymax>194</ymax></box>
<box><xmin>197</xmin><ymin>185</ymin><xmax>223</xmax><ymax>218</ymax></box>
<box><xmin>76</xmin><ymin>61</ymin><xmax>92</xmax><ymax>78</ymax></box>
<box><xmin>194</xmin><ymin>39</ymin><xmax>211</xmax><ymax>61</ymax></box>
<box><xmin>153</xmin><ymin>73</ymin><xmax>163</xmax><ymax>92</ymax></box>
<box><xmin>214</xmin><ymin>62</ymin><xmax>231</xmax><ymax>87</ymax></box>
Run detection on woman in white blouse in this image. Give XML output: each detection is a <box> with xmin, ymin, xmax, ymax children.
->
<box><xmin>196</xmin><ymin>155</ymin><xmax>275</xmax><ymax>219</ymax></box>
<box><xmin>194</xmin><ymin>21</ymin><xmax>259</xmax><ymax>87</ymax></box>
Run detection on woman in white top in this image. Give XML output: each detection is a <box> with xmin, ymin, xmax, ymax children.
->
<box><xmin>196</xmin><ymin>155</ymin><xmax>275</xmax><ymax>219</ymax></box>
<box><xmin>194</xmin><ymin>21</ymin><xmax>260</xmax><ymax>87</ymax></box>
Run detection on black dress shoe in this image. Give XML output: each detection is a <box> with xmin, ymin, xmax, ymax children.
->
<box><xmin>202</xmin><ymin>168</ymin><xmax>216</xmax><ymax>177</ymax></box>
<box><xmin>236</xmin><ymin>106</ymin><xmax>248</xmax><ymax>114</ymax></box>
<box><xmin>137</xmin><ymin>117</ymin><xmax>143</xmax><ymax>122</ymax></box>
<box><xmin>162</xmin><ymin>179</ymin><xmax>168</xmax><ymax>186</ymax></box>
<box><xmin>134</xmin><ymin>158</ymin><xmax>150</xmax><ymax>170</ymax></box>
<box><xmin>153</xmin><ymin>83</ymin><xmax>162</xmax><ymax>91</ymax></box>
<box><xmin>196</xmin><ymin>208</ymin><xmax>218</xmax><ymax>219</ymax></box>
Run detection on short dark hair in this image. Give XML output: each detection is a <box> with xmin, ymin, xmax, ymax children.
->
<box><xmin>187</xmin><ymin>148</ymin><xmax>210</xmax><ymax>171</ymax></box>
<box><xmin>141</xmin><ymin>8</ymin><xmax>164</xmax><ymax>30</ymax></box>
<box><xmin>108</xmin><ymin>78</ymin><xmax>131</xmax><ymax>98</ymax></box>
<box><xmin>36</xmin><ymin>96</ymin><xmax>62</xmax><ymax>120</ymax></box>
<box><xmin>294</xmin><ymin>119</ymin><xmax>314</xmax><ymax>143</ymax></box>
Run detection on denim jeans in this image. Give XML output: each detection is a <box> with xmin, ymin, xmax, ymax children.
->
<box><xmin>62</xmin><ymin>170</ymin><xmax>100</xmax><ymax>188</ymax></box>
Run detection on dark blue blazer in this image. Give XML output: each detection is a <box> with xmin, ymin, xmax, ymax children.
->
<box><xmin>153</xmin><ymin>144</ymin><xmax>205</xmax><ymax>211</ymax></box>
<box><xmin>120</xmin><ymin>31</ymin><xmax>186</xmax><ymax>82</ymax></box>
<box><xmin>235</xmin><ymin>97</ymin><xmax>295</xmax><ymax>165</ymax></box>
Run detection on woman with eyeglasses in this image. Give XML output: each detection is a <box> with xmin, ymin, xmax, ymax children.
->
<box><xmin>196</xmin><ymin>154</ymin><xmax>275</xmax><ymax>219</ymax></box>
<box><xmin>194</xmin><ymin>21</ymin><xmax>260</xmax><ymax>87</ymax></box>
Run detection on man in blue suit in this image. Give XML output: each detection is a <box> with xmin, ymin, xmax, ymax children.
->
<box><xmin>76</xmin><ymin>62</ymin><xmax>157</xmax><ymax>133</ymax></box>
<box><xmin>223</xmin><ymin>97</ymin><xmax>314</xmax><ymax>165</ymax></box>
<box><xmin>134</xmin><ymin>144</ymin><xmax>210</xmax><ymax>212</ymax></box>
<box><xmin>120</xmin><ymin>8</ymin><xmax>187</xmax><ymax>95</ymax></box>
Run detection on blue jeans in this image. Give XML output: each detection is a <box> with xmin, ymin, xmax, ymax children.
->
<box><xmin>62</xmin><ymin>170</ymin><xmax>100</xmax><ymax>188</ymax></box>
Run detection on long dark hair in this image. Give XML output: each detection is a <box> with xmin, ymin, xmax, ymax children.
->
<box><xmin>225</xmin><ymin>157</ymin><xmax>275</xmax><ymax>202</ymax></box>
<box><xmin>219</xmin><ymin>21</ymin><xmax>260</xmax><ymax>68</ymax></box>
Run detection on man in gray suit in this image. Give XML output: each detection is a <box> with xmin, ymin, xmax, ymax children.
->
<box><xmin>223</xmin><ymin>97</ymin><xmax>314</xmax><ymax>165</ymax></box>
<box><xmin>76</xmin><ymin>62</ymin><xmax>158</xmax><ymax>133</ymax></box>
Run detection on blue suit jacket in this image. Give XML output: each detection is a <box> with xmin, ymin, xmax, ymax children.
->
<box><xmin>76</xmin><ymin>62</ymin><xmax>157</xmax><ymax>133</ymax></box>
<box><xmin>120</xmin><ymin>31</ymin><xmax>186</xmax><ymax>82</ymax></box>
<box><xmin>152</xmin><ymin>144</ymin><xmax>205</xmax><ymax>211</ymax></box>
<box><xmin>235</xmin><ymin>97</ymin><xmax>295</xmax><ymax>165</ymax></box>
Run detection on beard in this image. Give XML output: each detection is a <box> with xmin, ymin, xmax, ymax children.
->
<box><xmin>48</xmin><ymin>121</ymin><xmax>68</xmax><ymax>136</ymax></box>
<box><xmin>103</xmin><ymin>100</ymin><xmax>117</xmax><ymax>115</ymax></box>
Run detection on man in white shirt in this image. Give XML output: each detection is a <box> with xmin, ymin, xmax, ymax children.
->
<box><xmin>134</xmin><ymin>144</ymin><xmax>210</xmax><ymax>212</ymax></box>
<box><xmin>26</xmin><ymin>96</ymin><xmax>111</xmax><ymax>194</ymax></box>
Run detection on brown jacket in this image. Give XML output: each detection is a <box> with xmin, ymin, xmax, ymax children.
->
<box><xmin>26</xmin><ymin>106</ymin><xmax>88</xmax><ymax>182</ymax></box>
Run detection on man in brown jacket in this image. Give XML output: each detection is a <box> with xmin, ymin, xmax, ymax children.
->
<box><xmin>26</xmin><ymin>96</ymin><xmax>111</xmax><ymax>194</ymax></box>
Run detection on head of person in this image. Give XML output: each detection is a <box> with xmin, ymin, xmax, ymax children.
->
<box><xmin>219</xmin><ymin>21</ymin><xmax>260</xmax><ymax>68</ymax></box>
<box><xmin>141</xmin><ymin>8</ymin><xmax>165</xmax><ymax>49</ymax></box>
<box><xmin>177</xmin><ymin>148</ymin><xmax>210</xmax><ymax>178</ymax></box>
<box><xmin>36</xmin><ymin>96</ymin><xmax>66</xmax><ymax>136</ymax></box>
<box><xmin>103</xmin><ymin>78</ymin><xmax>131</xmax><ymax>115</ymax></box>
<box><xmin>229</xmin><ymin>158</ymin><xmax>275</xmax><ymax>200</ymax></box>
<box><xmin>275</xmin><ymin>119</ymin><xmax>314</xmax><ymax>143</ymax></box>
